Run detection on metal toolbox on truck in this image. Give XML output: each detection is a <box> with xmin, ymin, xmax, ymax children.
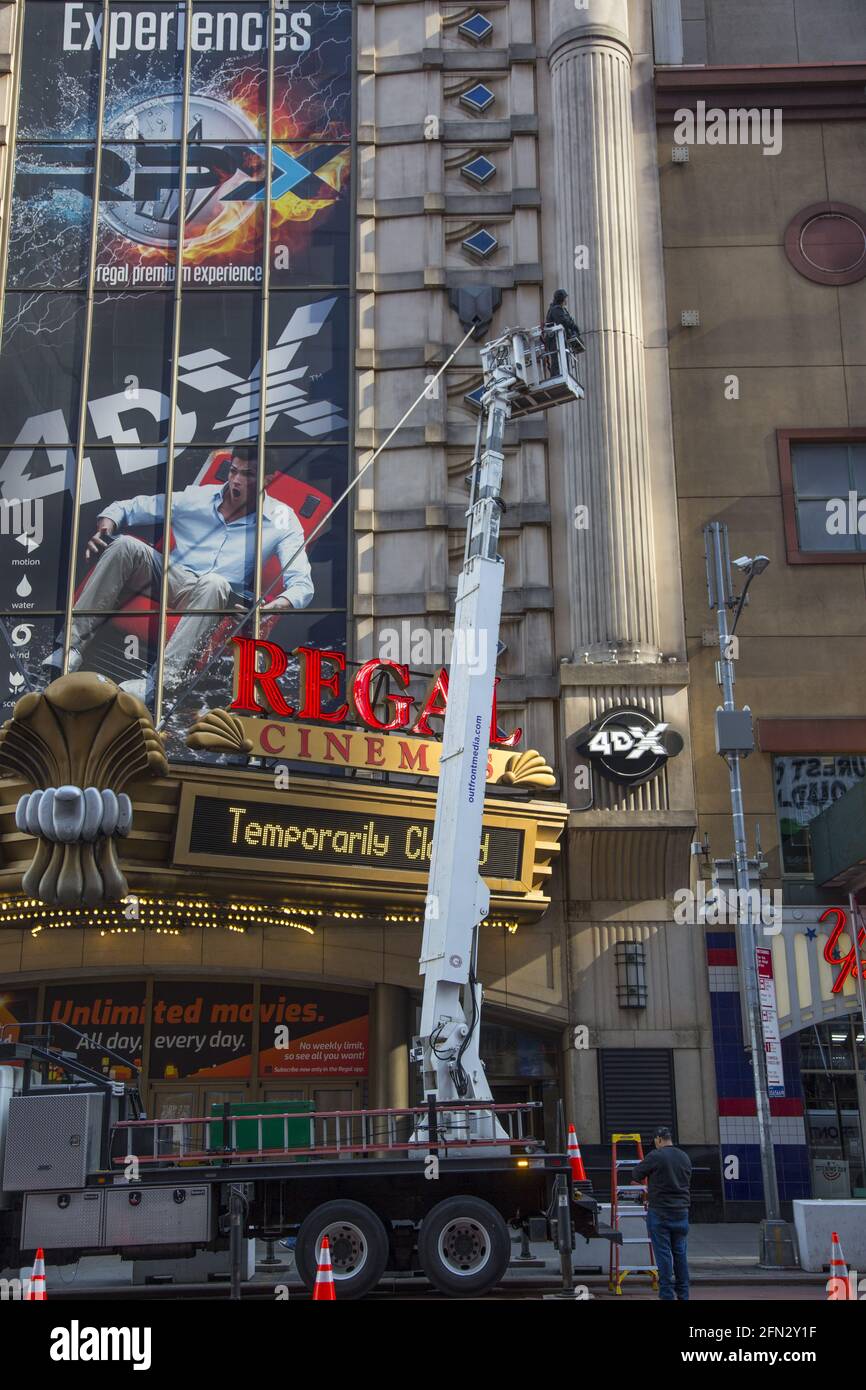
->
<box><xmin>22</xmin><ymin>1189</ymin><xmax>103</xmax><ymax>1250</ymax></box>
<box><xmin>103</xmin><ymin>1184</ymin><xmax>213</xmax><ymax>1246</ymax></box>
<box><xmin>2</xmin><ymin>1092</ymin><xmax>102</xmax><ymax>1191</ymax></box>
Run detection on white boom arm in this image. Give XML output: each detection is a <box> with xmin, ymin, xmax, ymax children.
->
<box><xmin>412</xmin><ymin>324</ymin><xmax>583</xmax><ymax>1144</ymax></box>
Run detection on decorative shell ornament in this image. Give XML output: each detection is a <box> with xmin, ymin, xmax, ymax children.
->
<box><xmin>186</xmin><ymin>708</ymin><xmax>254</xmax><ymax>755</ymax></box>
<box><xmin>0</xmin><ymin>673</ymin><xmax>168</xmax><ymax>906</ymax></box>
<box><xmin>498</xmin><ymin>749</ymin><xmax>556</xmax><ymax>788</ymax></box>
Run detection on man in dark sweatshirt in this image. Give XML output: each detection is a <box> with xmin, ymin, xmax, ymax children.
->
<box><xmin>631</xmin><ymin>1127</ymin><xmax>693</xmax><ymax>1301</ymax></box>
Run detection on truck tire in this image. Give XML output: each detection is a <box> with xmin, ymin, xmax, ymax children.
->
<box><xmin>295</xmin><ymin>1200</ymin><xmax>389</xmax><ymax>1299</ymax></box>
<box><xmin>418</xmin><ymin>1196</ymin><xmax>510</xmax><ymax>1298</ymax></box>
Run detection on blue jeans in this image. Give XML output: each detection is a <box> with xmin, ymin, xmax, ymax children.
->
<box><xmin>646</xmin><ymin>1210</ymin><xmax>689</xmax><ymax>1301</ymax></box>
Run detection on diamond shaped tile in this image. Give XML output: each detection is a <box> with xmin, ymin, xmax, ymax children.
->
<box><xmin>464</xmin><ymin>384</ymin><xmax>485</xmax><ymax>409</ymax></box>
<box><xmin>463</xmin><ymin>228</ymin><xmax>498</xmax><ymax>258</ymax></box>
<box><xmin>459</xmin><ymin>12</ymin><xmax>493</xmax><ymax>43</ymax></box>
<box><xmin>460</xmin><ymin>83</ymin><xmax>495</xmax><ymax>114</ymax></box>
<box><xmin>461</xmin><ymin>155</ymin><xmax>496</xmax><ymax>185</ymax></box>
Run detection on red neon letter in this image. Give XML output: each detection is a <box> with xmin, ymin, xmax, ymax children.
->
<box><xmin>229</xmin><ymin>637</ymin><xmax>294</xmax><ymax>716</ymax></box>
<box><xmin>489</xmin><ymin>676</ymin><xmax>522</xmax><ymax>748</ymax></box>
<box><xmin>821</xmin><ymin>906</ymin><xmax>865</xmax><ymax>995</ymax></box>
<box><xmin>295</xmin><ymin>646</ymin><xmax>348</xmax><ymax>724</ymax></box>
<box><xmin>412</xmin><ymin>668</ymin><xmax>449</xmax><ymax>737</ymax></box>
<box><xmin>352</xmin><ymin>659</ymin><xmax>413</xmax><ymax>731</ymax></box>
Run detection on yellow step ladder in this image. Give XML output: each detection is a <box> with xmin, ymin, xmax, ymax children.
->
<box><xmin>608</xmin><ymin>1133</ymin><xmax>658</xmax><ymax>1295</ymax></box>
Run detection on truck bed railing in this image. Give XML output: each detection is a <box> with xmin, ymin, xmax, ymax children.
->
<box><xmin>110</xmin><ymin>1100</ymin><xmax>543</xmax><ymax>1168</ymax></box>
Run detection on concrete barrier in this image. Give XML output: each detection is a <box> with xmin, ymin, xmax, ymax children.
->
<box><xmin>793</xmin><ymin>1200</ymin><xmax>866</xmax><ymax>1272</ymax></box>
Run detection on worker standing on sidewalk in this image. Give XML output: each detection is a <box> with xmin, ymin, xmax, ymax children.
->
<box><xmin>631</xmin><ymin>1127</ymin><xmax>693</xmax><ymax>1301</ymax></box>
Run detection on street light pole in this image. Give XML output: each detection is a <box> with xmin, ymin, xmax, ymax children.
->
<box><xmin>703</xmin><ymin>523</ymin><xmax>795</xmax><ymax>1266</ymax></box>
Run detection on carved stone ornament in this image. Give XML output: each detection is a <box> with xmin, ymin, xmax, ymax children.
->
<box><xmin>186</xmin><ymin>708</ymin><xmax>254</xmax><ymax>754</ymax></box>
<box><xmin>0</xmin><ymin>673</ymin><xmax>168</xmax><ymax>906</ymax></box>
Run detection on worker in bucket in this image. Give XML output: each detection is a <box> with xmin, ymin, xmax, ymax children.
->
<box><xmin>544</xmin><ymin>288</ymin><xmax>585</xmax><ymax>354</ymax></box>
<box><xmin>631</xmin><ymin>1126</ymin><xmax>693</xmax><ymax>1301</ymax></box>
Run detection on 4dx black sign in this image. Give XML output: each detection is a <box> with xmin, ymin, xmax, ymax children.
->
<box><xmin>575</xmin><ymin>708</ymin><xmax>684</xmax><ymax>787</ymax></box>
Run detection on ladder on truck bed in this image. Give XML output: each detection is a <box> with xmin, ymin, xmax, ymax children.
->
<box><xmin>608</xmin><ymin>1133</ymin><xmax>658</xmax><ymax>1295</ymax></box>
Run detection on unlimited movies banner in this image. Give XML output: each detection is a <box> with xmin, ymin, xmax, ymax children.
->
<box><xmin>27</xmin><ymin>980</ymin><xmax>368</xmax><ymax>1079</ymax></box>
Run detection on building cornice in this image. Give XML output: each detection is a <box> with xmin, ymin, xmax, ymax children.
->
<box><xmin>655</xmin><ymin>63</ymin><xmax>866</xmax><ymax>123</ymax></box>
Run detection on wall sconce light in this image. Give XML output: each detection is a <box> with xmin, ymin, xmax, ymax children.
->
<box><xmin>616</xmin><ymin>941</ymin><xmax>648</xmax><ymax>1009</ymax></box>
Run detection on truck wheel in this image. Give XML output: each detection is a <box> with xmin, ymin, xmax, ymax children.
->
<box><xmin>418</xmin><ymin>1196</ymin><xmax>510</xmax><ymax>1297</ymax></box>
<box><xmin>295</xmin><ymin>1200</ymin><xmax>389</xmax><ymax>1299</ymax></box>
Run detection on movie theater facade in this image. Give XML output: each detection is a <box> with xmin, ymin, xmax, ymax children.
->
<box><xmin>0</xmin><ymin>0</ymin><xmax>717</xmax><ymax>1181</ymax></box>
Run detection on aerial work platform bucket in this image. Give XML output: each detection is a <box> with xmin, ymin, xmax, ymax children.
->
<box><xmin>480</xmin><ymin>323</ymin><xmax>585</xmax><ymax>419</ymax></box>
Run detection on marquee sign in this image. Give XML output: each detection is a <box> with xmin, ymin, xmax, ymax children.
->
<box><xmin>172</xmin><ymin>779</ymin><xmax>550</xmax><ymax>904</ymax></box>
<box><xmin>186</xmin><ymin>637</ymin><xmax>558</xmax><ymax>788</ymax></box>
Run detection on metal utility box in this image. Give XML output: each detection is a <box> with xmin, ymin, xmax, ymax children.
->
<box><xmin>714</xmin><ymin>707</ymin><xmax>755</xmax><ymax>756</ymax></box>
<box><xmin>0</xmin><ymin>1066</ymin><xmax>21</xmax><ymax>1209</ymax></box>
<box><xmin>104</xmin><ymin>1184</ymin><xmax>212</xmax><ymax>1246</ymax></box>
<box><xmin>22</xmin><ymin>1189</ymin><xmax>103</xmax><ymax>1250</ymax></box>
<box><xmin>209</xmin><ymin>1100</ymin><xmax>313</xmax><ymax>1156</ymax></box>
<box><xmin>2</xmin><ymin>1092</ymin><xmax>103</xmax><ymax>1191</ymax></box>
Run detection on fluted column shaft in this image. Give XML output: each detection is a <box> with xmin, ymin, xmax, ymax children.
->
<box><xmin>549</xmin><ymin>18</ymin><xmax>661</xmax><ymax>660</ymax></box>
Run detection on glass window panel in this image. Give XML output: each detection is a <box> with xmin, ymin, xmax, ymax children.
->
<box><xmin>264</xmin><ymin>447</ymin><xmax>347</xmax><ymax>608</ymax></box>
<box><xmin>851</xmin><ymin>446</ymin><xmax>866</xmax><ymax>493</ymax></box>
<box><xmin>0</xmin><ymin>616</ymin><xmax>67</xmax><ymax>718</ymax></box>
<box><xmin>775</xmin><ymin>756</ymin><xmax>866</xmax><ymax>873</ymax></box>
<box><xmin>265</xmin><ymin>293</ymin><xmax>349</xmax><ymax>444</ymax></box>
<box><xmin>0</xmin><ymin>450</ymin><xmax>75</xmax><ymax>613</ymax></box>
<box><xmin>792</xmin><ymin>443</ymin><xmax>850</xmax><ymax>497</ymax></box>
<box><xmin>86</xmin><ymin>293</ymin><xmax>175</xmax><ymax>445</ymax></box>
<box><xmin>73</xmin><ymin>609</ymin><xmax>161</xmax><ymax>709</ymax></box>
<box><xmin>73</xmin><ymin>449</ymin><xmax>167</xmax><ymax>595</ymax></box>
<box><xmin>7</xmin><ymin>145</ymin><xmax>95</xmax><ymax>291</ymax></box>
<box><xmin>0</xmin><ymin>295</ymin><xmax>87</xmax><ymax>446</ymax></box>
<box><xmin>796</xmin><ymin>499</ymin><xmax>856</xmax><ymax>552</ymax></box>
<box><xmin>158</xmin><ymin>609</ymin><xmax>257</xmax><ymax>760</ymax></box>
<box><xmin>273</xmin><ymin>4</ymin><xmax>353</xmax><ymax>142</ymax></box>
<box><xmin>96</xmin><ymin>145</ymin><xmax>179</xmax><ymax>291</ymax></box>
<box><xmin>104</xmin><ymin>4</ymin><xmax>187</xmax><ymax>139</ymax></box>
<box><xmin>166</xmin><ymin>449</ymin><xmax>258</xmax><ymax>611</ymax></box>
<box><xmin>188</xmin><ymin>4</ymin><xmax>268</xmax><ymax>138</ymax></box>
<box><xmin>269</xmin><ymin>144</ymin><xmax>351</xmax><ymax>287</ymax></box>
<box><xmin>178</xmin><ymin>291</ymin><xmax>263</xmax><ymax>442</ymax></box>
<box><xmin>17</xmin><ymin>1</ymin><xmax>102</xmax><ymax>141</ymax></box>
<box><xmin>182</xmin><ymin>143</ymin><xmax>266</xmax><ymax>284</ymax></box>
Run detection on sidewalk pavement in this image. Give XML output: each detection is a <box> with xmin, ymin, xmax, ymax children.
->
<box><xmin>11</xmin><ymin>1222</ymin><xmax>828</xmax><ymax>1294</ymax></box>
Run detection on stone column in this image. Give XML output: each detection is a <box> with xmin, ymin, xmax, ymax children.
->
<box><xmin>548</xmin><ymin>0</ymin><xmax>661</xmax><ymax>661</ymax></box>
<box><xmin>370</xmin><ymin>982</ymin><xmax>411</xmax><ymax>1111</ymax></box>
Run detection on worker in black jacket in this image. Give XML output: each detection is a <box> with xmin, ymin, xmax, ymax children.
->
<box><xmin>631</xmin><ymin>1127</ymin><xmax>693</xmax><ymax>1301</ymax></box>
<box><xmin>544</xmin><ymin>288</ymin><xmax>585</xmax><ymax>353</ymax></box>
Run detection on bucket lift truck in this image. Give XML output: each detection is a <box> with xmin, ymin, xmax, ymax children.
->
<box><xmin>0</xmin><ymin>324</ymin><xmax>595</xmax><ymax>1301</ymax></box>
<box><xmin>412</xmin><ymin>324</ymin><xmax>584</xmax><ymax>1141</ymax></box>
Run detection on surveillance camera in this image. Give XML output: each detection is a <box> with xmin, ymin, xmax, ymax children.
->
<box><xmin>733</xmin><ymin>554</ymin><xmax>770</xmax><ymax>576</ymax></box>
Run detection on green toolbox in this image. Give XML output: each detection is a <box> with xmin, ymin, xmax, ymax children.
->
<box><xmin>208</xmin><ymin>1100</ymin><xmax>314</xmax><ymax>1158</ymax></box>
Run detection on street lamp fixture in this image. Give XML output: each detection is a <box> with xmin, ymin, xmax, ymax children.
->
<box><xmin>731</xmin><ymin>555</ymin><xmax>770</xmax><ymax>635</ymax></box>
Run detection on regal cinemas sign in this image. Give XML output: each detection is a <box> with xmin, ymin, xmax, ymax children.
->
<box><xmin>186</xmin><ymin>638</ymin><xmax>555</xmax><ymax>789</ymax></box>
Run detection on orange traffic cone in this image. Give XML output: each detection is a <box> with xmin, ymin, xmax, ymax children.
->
<box><xmin>567</xmin><ymin>1124</ymin><xmax>587</xmax><ymax>1183</ymax></box>
<box><xmin>827</xmin><ymin>1231</ymin><xmax>850</xmax><ymax>1300</ymax></box>
<box><xmin>312</xmin><ymin>1235</ymin><xmax>336</xmax><ymax>1301</ymax></box>
<box><xmin>28</xmin><ymin>1248</ymin><xmax>47</xmax><ymax>1301</ymax></box>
